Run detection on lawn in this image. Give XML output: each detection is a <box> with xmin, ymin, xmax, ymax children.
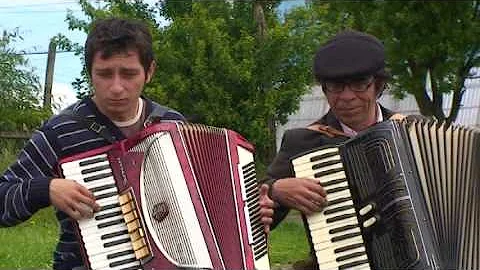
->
<box><xmin>0</xmin><ymin>144</ymin><xmax>310</xmax><ymax>269</ymax></box>
<box><xmin>0</xmin><ymin>208</ymin><xmax>309</xmax><ymax>269</ymax></box>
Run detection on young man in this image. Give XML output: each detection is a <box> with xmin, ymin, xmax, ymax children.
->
<box><xmin>0</xmin><ymin>17</ymin><xmax>274</xmax><ymax>269</ymax></box>
<box><xmin>0</xmin><ymin>18</ymin><xmax>185</xmax><ymax>269</ymax></box>
<box><xmin>259</xmin><ymin>30</ymin><xmax>398</xmax><ymax>269</ymax></box>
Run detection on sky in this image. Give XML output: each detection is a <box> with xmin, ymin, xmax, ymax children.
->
<box><xmin>0</xmin><ymin>0</ymin><xmax>86</xmax><ymax>111</ymax></box>
<box><xmin>0</xmin><ymin>0</ymin><xmax>303</xmax><ymax>112</ymax></box>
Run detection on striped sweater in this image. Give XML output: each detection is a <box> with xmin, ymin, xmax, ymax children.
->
<box><xmin>0</xmin><ymin>97</ymin><xmax>184</xmax><ymax>269</ymax></box>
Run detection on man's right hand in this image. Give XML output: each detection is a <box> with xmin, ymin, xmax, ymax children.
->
<box><xmin>271</xmin><ymin>177</ymin><xmax>327</xmax><ymax>215</ymax></box>
<box><xmin>49</xmin><ymin>178</ymin><xmax>101</xmax><ymax>220</ymax></box>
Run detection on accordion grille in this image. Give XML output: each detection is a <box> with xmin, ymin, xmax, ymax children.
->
<box><xmin>132</xmin><ymin>132</ymin><xmax>212</xmax><ymax>268</ymax></box>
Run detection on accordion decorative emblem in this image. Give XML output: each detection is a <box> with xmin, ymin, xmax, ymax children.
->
<box><xmin>60</xmin><ymin>122</ymin><xmax>270</xmax><ymax>270</ymax></box>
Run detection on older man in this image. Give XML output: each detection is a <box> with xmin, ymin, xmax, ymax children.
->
<box><xmin>260</xmin><ymin>30</ymin><xmax>399</xmax><ymax>269</ymax></box>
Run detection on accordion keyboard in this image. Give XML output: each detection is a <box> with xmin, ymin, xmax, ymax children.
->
<box><xmin>61</xmin><ymin>154</ymin><xmax>142</xmax><ymax>270</ymax></box>
<box><xmin>292</xmin><ymin>147</ymin><xmax>371</xmax><ymax>270</ymax></box>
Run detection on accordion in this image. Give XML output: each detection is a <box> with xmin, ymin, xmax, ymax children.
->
<box><xmin>292</xmin><ymin>119</ymin><xmax>480</xmax><ymax>269</ymax></box>
<box><xmin>59</xmin><ymin>122</ymin><xmax>270</xmax><ymax>270</ymax></box>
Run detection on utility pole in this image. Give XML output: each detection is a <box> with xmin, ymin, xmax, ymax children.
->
<box><xmin>43</xmin><ymin>40</ymin><xmax>56</xmax><ymax>110</ymax></box>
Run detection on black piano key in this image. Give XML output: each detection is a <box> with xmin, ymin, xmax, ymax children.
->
<box><xmin>104</xmin><ymin>237</ymin><xmax>131</xmax><ymax>248</ymax></box>
<box><xmin>336</xmin><ymin>251</ymin><xmax>367</xmax><ymax>262</ymax></box>
<box><xmin>100</xmin><ymin>203</ymin><xmax>120</xmax><ymax>212</ymax></box>
<box><xmin>331</xmin><ymin>232</ymin><xmax>362</xmax><ymax>242</ymax></box>
<box><xmin>109</xmin><ymin>257</ymin><xmax>137</xmax><ymax>267</ymax></box>
<box><xmin>326</xmin><ymin>213</ymin><xmax>357</xmax><ymax>223</ymax></box>
<box><xmin>312</xmin><ymin>159</ymin><xmax>341</xmax><ymax>170</ymax></box>
<box><xmin>95</xmin><ymin>210</ymin><xmax>123</xmax><ymax>221</ymax></box>
<box><xmin>107</xmin><ymin>249</ymin><xmax>135</xmax><ymax>259</ymax></box>
<box><xmin>323</xmin><ymin>205</ymin><xmax>354</xmax><ymax>215</ymax></box>
<box><xmin>310</xmin><ymin>151</ymin><xmax>338</xmax><ymax>162</ymax></box>
<box><xmin>90</xmin><ymin>183</ymin><xmax>117</xmax><ymax>193</ymax></box>
<box><xmin>329</xmin><ymin>224</ymin><xmax>359</xmax><ymax>234</ymax></box>
<box><xmin>325</xmin><ymin>185</ymin><xmax>349</xmax><ymax>194</ymax></box>
<box><xmin>327</xmin><ymin>197</ymin><xmax>352</xmax><ymax>206</ymax></box>
<box><xmin>84</xmin><ymin>172</ymin><xmax>113</xmax><ymax>182</ymax></box>
<box><xmin>81</xmin><ymin>164</ymin><xmax>111</xmax><ymax>175</ymax></box>
<box><xmin>98</xmin><ymin>218</ymin><xmax>124</xmax><ymax>228</ymax></box>
<box><xmin>314</xmin><ymin>167</ymin><xmax>344</xmax><ymax>178</ymax></box>
<box><xmin>101</xmin><ymin>229</ymin><xmax>129</xmax><ymax>240</ymax></box>
<box><xmin>339</xmin><ymin>259</ymin><xmax>369</xmax><ymax>270</ymax></box>
<box><xmin>322</xmin><ymin>178</ymin><xmax>347</xmax><ymax>187</ymax></box>
<box><xmin>79</xmin><ymin>157</ymin><xmax>108</xmax><ymax>167</ymax></box>
<box><xmin>118</xmin><ymin>265</ymin><xmax>143</xmax><ymax>270</ymax></box>
<box><xmin>334</xmin><ymin>243</ymin><xmax>365</xmax><ymax>254</ymax></box>
<box><xmin>95</xmin><ymin>191</ymin><xmax>118</xmax><ymax>200</ymax></box>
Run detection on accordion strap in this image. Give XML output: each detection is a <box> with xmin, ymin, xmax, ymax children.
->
<box><xmin>61</xmin><ymin>110</ymin><xmax>116</xmax><ymax>144</ymax></box>
<box><xmin>307</xmin><ymin>113</ymin><xmax>406</xmax><ymax>138</ymax></box>
<box><xmin>307</xmin><ymin>123</ymin><xmax>347</xmax><ymax>138</ymax></box>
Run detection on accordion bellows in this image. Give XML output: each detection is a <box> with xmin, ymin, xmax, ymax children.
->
<box><xmin>60</xmin><ymin>122</ymin><xmax>270</xmax><ymax>270</ymax></box>
<box><xmin>292</xmin><ymin>119</ymin><xmax>479</xmax><ymax>270</ymax></box>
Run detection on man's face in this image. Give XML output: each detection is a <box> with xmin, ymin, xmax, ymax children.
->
<box><xmin>91</xmin><ymin>50</ymin><xmax>154</xmax><ymax>122</ymax></box>
<box><xmin>324</xmin><ymin>77</ymin><xmax>378</xmax><ymax>131</ymax></box>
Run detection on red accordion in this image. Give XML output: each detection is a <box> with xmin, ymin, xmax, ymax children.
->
<box><xmin>59</xmin><ymin>122</ymin><xmax>270</xmax><ymax>270</ymax></box>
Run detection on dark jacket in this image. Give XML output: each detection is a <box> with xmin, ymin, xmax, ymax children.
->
<box><xmin>260</xmin><ymin>105</ymin><xmax>395</xmax><ymax>267</ymax></box>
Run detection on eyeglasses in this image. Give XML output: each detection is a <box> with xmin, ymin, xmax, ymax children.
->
<box><xmin>323</xmin><ymin>76</ymin><xmax>375</xmax><ymax>93</ymax></box>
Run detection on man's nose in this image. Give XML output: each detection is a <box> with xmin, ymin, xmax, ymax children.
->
<box><xmin>336</xmin><ymin>85</ymin><xmax>357</xmax><ymax>99</ymax></box>
<box><xmin>110</xmin><ymin>75</ymin><xmax>125</xmax><ymax>92</ymax></box>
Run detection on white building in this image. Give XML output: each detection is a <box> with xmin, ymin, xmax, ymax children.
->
<box><xmin>276</xmin><ymin>72</ymin><xmax>480</xmax><ymax>149</ymax></box>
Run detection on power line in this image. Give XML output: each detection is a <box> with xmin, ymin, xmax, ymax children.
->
<box><xmin>0</xmin><ymin>1</ymin><xmax>79</xmax><ymax>9</ymax></box>
<box><xmin>16</xmin><ymin>50</ymin><xmax>76</xmax><ymax>56</ymax></box>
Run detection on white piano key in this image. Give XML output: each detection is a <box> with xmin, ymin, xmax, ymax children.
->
<box><xmin>84</xmin><ymin>241</ymin><xmax>134</xmax><ymax>258</ymax></box>
<box><xmin>90</xmin><ymin>252</ymin><xmax>138</xmax><ymax>269</ymax></box>
<box><xmin>62</xmin><ymin>160</ymin><xmax>111</xmax><ymax>175</ymax></box>
<box><xmin>291</xmin><ymin>147</ymin><xmax>339</xmax><ymax>166</ymax></box>
<box><xmin>82</xmin><ymin>177</ymin><xmax>116</xmax><ymax>190</ymax></box>
<box><xmin>81</xmin><ymin>222</ymin><xmax>128</xmax><ymax>242</ymax></box>
<box><xmin>321</xmin><ymin>254</ymin><xmax>369</xmax><ymax>270</ymax></box>
<box><xmin>309</xmin><ymin>216</ymin><xmax>359</xmax><ymax>231</ymax></box>
<box><xmin>310</xmin><ymin>226</ymin><xmax>361</xmax><ymax>244</ymax></box>
<box><xmin>316</xmin><ymin>245</ymin><xmax>366</xmax><ymax>264</ymax></box>
<box><xmin>61</xmin><ymin>154</ymin><xmax>108</xmax><ymax>170</ymax></box>
<box><xmin>105</xmin><ymin>259</ymin><xmax>142</xmax><ymax>270</ymax></box>
<box><xmin>314</xmin><ymin>235</ymin><xmax>365</xmax><ymax>251</ymax></box>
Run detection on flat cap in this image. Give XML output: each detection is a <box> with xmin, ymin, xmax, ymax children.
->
<box><xmin>314</xmin><ymin>30</ymin><xmax>386</xmax><ymax>81</ymax></box>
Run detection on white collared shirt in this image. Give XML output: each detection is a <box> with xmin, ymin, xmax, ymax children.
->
<box><xmin>339</xmin><ymin>103</ymin><xmax>383</xmax><ymax>137</ymax></box>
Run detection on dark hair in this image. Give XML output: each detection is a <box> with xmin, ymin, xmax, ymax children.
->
<box><xmin>84</xmin><ymin>18</ymin><xmax>154</xmax><ymax>78</ymax></box>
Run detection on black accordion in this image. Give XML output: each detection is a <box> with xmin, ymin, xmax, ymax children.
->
<box><xmin>292</xmin><ymin>119</ymin><xmax>480</xmax><ymax>269</ymax></box>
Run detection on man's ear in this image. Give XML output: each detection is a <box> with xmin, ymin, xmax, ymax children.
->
<box><xmin>145</xmin><ymin>61</ymin><xmax>156</xmax><ymax>83</ymax></box>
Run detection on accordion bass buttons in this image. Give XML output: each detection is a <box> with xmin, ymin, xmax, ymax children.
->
<box><xmin>359</xmin><ymin>203</ymin><xmax>377</xmax><ymax>228</ymax></box>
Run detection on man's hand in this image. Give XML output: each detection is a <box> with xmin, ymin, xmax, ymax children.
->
<box><xmin>49</xmin><ymin>178</ymin><xmax>101</xmax><ymax>220</ymax></box>
<box><xmin>258</xmin><ymin>184</ymin><xmax>275</xmax><ymax>233</ymax></box>
<box><xmin>271</xmin><ymin>177</ymin><xmax>327</xmax><ymax>215</ymax></box>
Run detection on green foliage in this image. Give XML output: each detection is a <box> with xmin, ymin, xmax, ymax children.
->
<box><xmin>0</xmin><ymin>29</ymin><xmax>50</xmax><ymax>131</ymax></box>
<box><xmin>66</xmin><ymin>0</ymin><xmax>317</xmax><ymax>164</ymax></box>
<box><xmin>314</xmin><ymin>1</ymin><xmax>480</xmax><ymax>122</ymax></box>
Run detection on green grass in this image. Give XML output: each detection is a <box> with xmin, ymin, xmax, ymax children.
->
<box><xmin>0</xmin><ymin>143</ymin><xmax>310</xmax><ymax>268</ymax></box>
<box><xmin>268</xmin><ymin>212</ymin><xmax>310</xmax><ymax>267</ymax></box>
<box><xmin>0</xmin><ymin>207</ymin><xmax>58</xmax><ymax>269</ymax></box>
<box><xmin>0</xmin><ymin>210</ymin><xmax>309</xmax><ymax>269</ymax></box>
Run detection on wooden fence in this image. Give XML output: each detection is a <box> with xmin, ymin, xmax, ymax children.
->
<box><xmin>0</xmin><ymin>131</ymin><xmax>32</xmax><ymax>140</ymax></box>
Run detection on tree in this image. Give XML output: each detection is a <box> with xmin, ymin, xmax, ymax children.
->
<box><xmin>0</xmin><ymin>29</ymin><xmax>50</xmax><ymax>131</ymax></box>
<box><xmin>66</xmin><ymin>0</ymin><xmax>318</xmax><ymax>166</ymax></box>
<box><xmin>311</xmin><ymin>1</ymin><xmax>480</xmax><ymax>122</ymax></box>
